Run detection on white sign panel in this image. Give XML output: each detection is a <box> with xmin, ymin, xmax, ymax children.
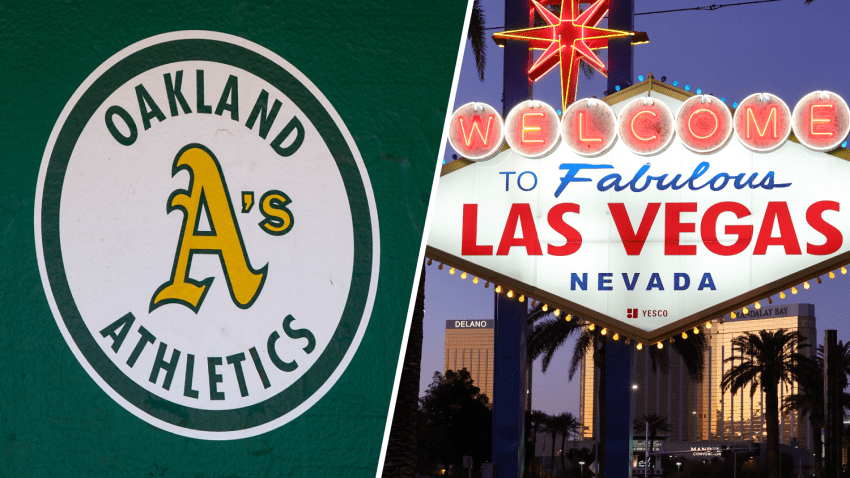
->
<box><xmin>428</xmin><ymin>84</ymin><xmax>850</xmax><ymax>341</ymax></box>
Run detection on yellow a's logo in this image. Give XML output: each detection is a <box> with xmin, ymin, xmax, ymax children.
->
<box><xmin>151</xmin><ymin>144</ymin><xmax>267</xmax><ymax>312</ymax></box>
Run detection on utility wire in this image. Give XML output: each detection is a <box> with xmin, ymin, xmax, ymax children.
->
<box><xmin>482</xmin><ymin>0</ymin><xmax>781</xmax><ymax>28</ymax></box>
<box><xmin>635</xmin><ymin>0</ymin><xmax>779</xmax><ymax>16</ymax></box>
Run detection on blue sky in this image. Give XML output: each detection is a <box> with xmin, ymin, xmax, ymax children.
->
<box><xmin>422</xmin><ymin>0</ymin><xmax>850</xmax><ymax>416</ymax></box>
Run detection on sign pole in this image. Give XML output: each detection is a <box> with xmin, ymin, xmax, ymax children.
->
<box><xmin>493</xmin><ymin>0</ymin><xmax>532</xmax><ymax>477</ymax></box>
<box><xmin>492</xmin><ymin>293</ymin><xmax>529</xmax><ymax>477</ymax></box>
<box><xmin>605</xmin><ymin>1</ymin><xmax>635</xmax><ymax>477</ymax></box>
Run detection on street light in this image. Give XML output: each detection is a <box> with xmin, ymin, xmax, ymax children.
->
<box><xmin>632</xmin><ymin>384</ymin><xmax>638</xmax><ymax>390</ymax></box>
<box><xmin>676</xmin><ymin>461</ymin><xmax>682</xmax><ymax>473</ymax></box>
<box><xmin>644</xmin><ymin>416</ymin><xmax>667</xmax><ymax>478</ymax></box>
<box><xmin>579</xmin><ymin>461</ymin><xmax>585</xmax><ymax>477</ymax></box>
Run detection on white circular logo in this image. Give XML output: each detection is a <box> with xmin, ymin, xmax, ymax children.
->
<box><xmin>34</xmin><ymin>31</ymin><xmax>379</xmax><ymax>439</ymax></box>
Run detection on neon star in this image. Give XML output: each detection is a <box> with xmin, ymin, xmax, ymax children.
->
<box><xmin>493</xmin><ymin>0</ymin><xmax>647</xmax><ymax>110</ymax></box>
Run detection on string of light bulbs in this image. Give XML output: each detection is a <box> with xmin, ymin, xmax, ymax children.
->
<box><xmin>426</xmin><ymin>257</ymin><xmax>849</xmax><ymax>352</ymax></box>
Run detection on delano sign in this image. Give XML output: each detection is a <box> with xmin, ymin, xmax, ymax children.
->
<box><xmin>428</xmin><ymin>77</ymin><xmax>850</xmax><ymax>344</ymax></box>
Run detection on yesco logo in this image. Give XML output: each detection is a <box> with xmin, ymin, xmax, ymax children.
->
<box><xmin>34</xmin><ymin>32</ymin><xmax>379</xmax><ymax>439</ymax></box>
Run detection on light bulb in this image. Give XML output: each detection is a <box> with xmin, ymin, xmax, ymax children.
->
<box><xmin>792</xmin><ymin>286</ymin><xmax>798</xmax><ymax>294</ymax></box>
<box><xmin>731</xmin><ymin>312</ymin><xmax>737</xmax><ymax>319</ymax></box>
<box><xmin>484</xmin><ymin>281</ymin><xmax>490</xmax><ymax>288</ymax></box>
<box><xmin>449</xmin><ymin>267</ymin><xmax>455</xmax><ymax>275</ymax></box>
<box><xmin>473</xmin><ymin>277</ymin><xmax>479</xmax><ymax>284</ymax></box>
<box><xmin>554</xmin><ymin>309</ymin><xmax>561</xmax><ymax>317</ymax></box>
<box><xmin>657</xmin><ymin>342</ymin><xmax>664</xmax><ymax>349</ymax></box>
<box><xmin>693</xmin><ymin>327</ymin><xmax>700</xmax><ymax>335</ymax></box>
<box><xmin>507</xmin><ymin>290</ymin><xmax>514</xmax><ymax>298</ymax></box>
<box><xmin>706</xmin><ymin>322</ymin><xmax>712</xmax><ymax>329</ymax></box>
<box><xmin>768</xmin><ymin>297</ymin><xmax>773</xmax><ymax>304</ymax></box>
<box><xmin>780</xmin><ymin>291</ymin><xmax>786</xmax><ymax>299</ymax></box>
<box><xmin>565</xmin><ymin>314</ymin><xmax>572</xmax><ymax>322</ymax></box>
<box><xmin>625</xmin><ymin>338</ymin><xmax>631</xmax><ymax>345</ymax></box>
<box><xmin>601</xmin><ymin>328</ymin><xmax>607</xmax><ymax>335</ymax></box>
<box><xmin>588</xmin><ymin>324</ymin><xmax>595</xmax><ymax>331</ymax></box>
<box><xmin>842</xmin><ymin>267</ymin><xmax>847</xmax><ymax>275</ymax></box>
<box><xmin>830</xmin><ymin>271</ymin><xmax>835</xmax><ymax>279</ymax></box>
<box><xmin>682</xmin><ymin>332</ymin><xmax>688</xmax><ymax>339</ymax></box>
<box><xmin>743</xmin><ymin>307</ymin><xmax>749</xmax><ymax>314</ymax></box>
<box><xmin>755</xmin><ymin>302</ymin><xmax>761</xmax><ymax>310</ymax></box>
<box><xmin>438</xmin><ymin>263</ymin><xmax>443</xmax><ymax>270</ymax></box>
<box><xmin>637</xmin><ymin>343</ymin><xmax>643</xmax><ymax>350</ymax></box>
<box><xmin>519</xmin><ymin>295</ymin><xmax>525</xmax><ymax>302</ymax></box>
<box><xmin>427</xmin><ymin>258</ymin><xmax>432</xmax><ymax>265</ymax></box>
<box><xmin>804</xmin><ymin>281</ymin><xmax>810</xmax><ymax>289</ymax></box>
<box><xmin>817</xmin><ymin>277</ymin><xmax>822</xmax><ymax>284</ymax></box>
<box><xmin>542</xmin><ymin>304</ymin><xmax>548</xmax><ymax>312</ymax></box>
<box><xmin>495</xmin><ymin>285</ymin><xmax>502</xmax><ymax>293</ymax></box>
<box><xmin>460</xmin><ymin>272</ymin><xmax>467</xmax><ymax>279</ymax></box>
<box><xmin>613</xmin><ymin>333</ymin><xmax>619</xmax><ymax>341</ymax></box>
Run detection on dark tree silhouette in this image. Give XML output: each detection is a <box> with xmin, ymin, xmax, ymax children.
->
<box><xmin>416</xmin><ymin>369</ymin><xmax>492</xmax><ymax>476</ymax></box>
<box><xmin>721</xmin><ymin>329</ymin><xmax>809</xmax><ymax>478</ymax></box>
<box><xmin>468</xmin><ymin>0</ymin><xmax>486</xmax><ymax>81</ymax></box>
<box><xmin>633</xmin><ymin>413</ymin><xmax>672</xmax><ymax>473</ymax></box>
<box><xmin>527</xmin><ymin>302</ymin><xmax>706</xmax><ymax>478</ymax></box>
<box><xmin>382</xmin><ymin>263</ymin><xmax>425</xmax><ymax>478</ymax></box>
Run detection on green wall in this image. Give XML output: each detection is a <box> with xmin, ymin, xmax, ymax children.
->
<box><xmin>0</xmin><ymin>1</ymin><xmax>465</xmax><ymax>476</ymax></box>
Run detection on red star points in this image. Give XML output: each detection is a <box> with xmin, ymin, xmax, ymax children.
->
<box><xmin>493</xmin><ymin>0</ymin><xmax>647</xmax><ymax>110</ymax></box>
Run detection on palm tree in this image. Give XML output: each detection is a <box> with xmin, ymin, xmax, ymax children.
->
<box><xmin>468</xmin><ymin>0</ymin><xmax>486</xmax><ymax>81</ymax></box>
<box><xmin>555</xmin><ymin>412</ymin><xmax>581</xmax><ymax>477</ymax></box>
<box><xmin>632</xmin><ymin>413</ymin><xmax>672</xmax><ymax>472</ymax></box>
<box><xmin>721</xmin><ymin>329</ymin><xmax>809</xmax><ymax>478</ymax></box>
<box><xmin>783</xmin><ymin>360</ymin><xmax>823</xmax><ymax>478</ymax></box>
<box><xmin>527</xmin><ymin>303</ymin><xmax>706</xmax><ymax>478</ymax></box>
<box><xmin>527</xmin><ymin>410</ymin><xmax>549</xmax><ymax>477</ymax></box>
<box><xmin>784</xmin><ymin>340</ymin><xmax>850</xmax><ymax>478</ymax></box>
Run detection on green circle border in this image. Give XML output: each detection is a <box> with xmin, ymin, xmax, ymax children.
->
<box><xmin>40</xmin><ymin>38</ymin><xmax>373</xmax><ymax>433</ymax></box>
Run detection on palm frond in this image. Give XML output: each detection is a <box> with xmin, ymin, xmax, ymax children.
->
<box><xmin>467</xmin><ymin>0</ymin><xmax>487</xmax><ymax>82</ymax></box>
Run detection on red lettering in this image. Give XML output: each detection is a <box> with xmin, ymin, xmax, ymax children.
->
<box><xmin>609</xmin><ymin>203</ymin><xmax>661</xmax><ymax>256</ymax></box>
<box><xmin>461</xmin><ymin>204</ymin><xmax>493</xmax><ymax>255</ymax></box>
<box><xmin>746</xmin><ymin>106</ymin><xmax>778</xmax><ymax>139</ymax></box>
<box><xmin>496</xmin><ymin>203</ymin><xmax>543</xmax><ymax>256</ymax></box>
<box><xmin>806</xmin><ymin>201</ymin><xmax>842</xmax><ymax>255</ymax></box>
<box><xmin>547</xmin><ymin>203</ymin><xmax>582</xmax><ymax>256</ymax></box>
<box><xmin>701</xmin><ymin>202</ymin><xmax>753</xmax><ymax>256</ymax></box>
<box><xmin>457</xmin><ymin>115</ymin><xmax>494</xmax><ymax>148</ymax></box>
<box><xmin>665</xmin><ymin>203</ymin><xmax>697</xmax><ymax>255</ymax></box>
<box><xmin>753</xmin><ymin>202</ymin><xmax>802</xmax><ymax>255</ymax></box>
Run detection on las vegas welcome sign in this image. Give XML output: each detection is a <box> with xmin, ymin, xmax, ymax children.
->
<box><xmin>428</xmin><ymin>76</ymin><xmax>850</xmax><ymax>344</ymax></box>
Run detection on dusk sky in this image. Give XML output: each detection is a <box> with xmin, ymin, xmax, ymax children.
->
<box><xmin>420</xmin><ymin>0</ymin><xmax>850</xmax><ymax>417</ymax></box>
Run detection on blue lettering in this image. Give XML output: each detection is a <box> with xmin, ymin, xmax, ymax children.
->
<box><xmin>517</xmin><ymin>171</ymin><xmax>537</xmax><ymax>191</ymax></box>
<box><xmin>598</xmin><ymin>173</ymin><xmax>624</xmax><ymax>191</ymax></box>
<box><xmin>674</xmin><ymin>273</ymin><xmax>690</xmax><ymax>291</ymax></box>
<box><xmin>588</xmin><ymin>162</ymin><xmax>791</xmax><ymax>193</ymax></box>
<box><xmin>686</xmin><ymin>162</ymin><xmax>711</xmax><ymax>190</ymax></box>
<box><xmin>598</xmin><ymin>273</ymin><xmax>613</xmax><ymax>291</ymax></box>
<box><xmin>646</xmin><ymin>273</ymin><xmax>664</xmax><ymax>291</ymax></box>
<box><xmin>500</xmin><ymin>171</ymin><xmax>516</xmax><ymax>191</ymax></box>
<box><xmin>698</xmin><ymin>273</ymin><xmax>716</xmax><ymax>291</ymax></box>
<box><xmin>709</xmin><ymin>173</ymin><xmax>732</xmax><ymax>191</ymax></box>
<box><xmin>555</xmin><ymin>163</ymin><xmax>613</xmax><ymax>198</ymax></box>
<box><xmin>622</xmin><ymin>273</ymin><xmax>640</xmax><ymax>291</ymax></box>
<box><xmin>757</xmin><ymin>171</ymin><xmax>791</xmax><ymax>189</ymax></box>
<box><xmin>733</xmin><ymin>172</ymin><xmax>758</xmax><ymax>189</ymax></box>
<box><xmin>571</xmin><ymin>273</ymin><xmax>588</xmax><ymax>291</ymax></box>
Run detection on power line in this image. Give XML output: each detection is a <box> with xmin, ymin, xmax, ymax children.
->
<box><xmin>481</xmin><ymin>0</ymin><xmax>781</xmax><ymax>28</ymax></box>
<box><xmin>635</xmin><ymin>0</ymin><xmax>780</xmax><ymax>16</ymax></box>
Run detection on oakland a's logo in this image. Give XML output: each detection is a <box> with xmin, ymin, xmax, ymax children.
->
<box><xmin>34</xmin><ymin>32</ymin><xmax>379</xmax><ymax>439</ymax></box>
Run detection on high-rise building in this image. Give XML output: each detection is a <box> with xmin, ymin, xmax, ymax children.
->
<box><xmin>444</xmin><ymin>319</ymin><xmax>495</xmax><ymax>400</ymax></box>
<box><xmin>579</xmin><ymin>304</ymin><xmax>817</xmax><ymax>451</ymax></box>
